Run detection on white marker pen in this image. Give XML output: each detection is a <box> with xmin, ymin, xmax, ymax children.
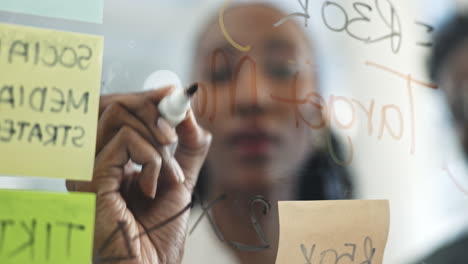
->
<box><xmin>137</xmin><ymin>71</ymin><xmax>198</xmax><ymax>180</ymax></box>
<box><xmin>143</xmin><ymin>70</ymin><xmax>198</xmax><ymax>126</ymax></box>
<box><xmin>158</xmin><ymin>83</ymin><xmax>198</xmax><ymax>126</ymax></box>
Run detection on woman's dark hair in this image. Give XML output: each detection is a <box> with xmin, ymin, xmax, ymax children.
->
<box><xmin>297</xmin><ymin>133</ymin><xmax>353</xmax><ymax>200</ymax></box>
<box><xmin>429</xmin><ymin>13</ymin><xmax>468</xmax><ymax>81</ymax></box>
<box><xmin>193</xmin><ymin>132</ymin><xmax>353</xmax><ymax>203</ymax></box>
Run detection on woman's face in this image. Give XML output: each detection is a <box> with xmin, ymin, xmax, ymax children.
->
<box><xmin>440</xmin><ymin>40</ymin><xmax>468</xmax><ymax>156</ymax></box>
<box><xmin>192</xmin><ymin>4</ymin><xmax>323</xmax><ymax>189</ymax></box>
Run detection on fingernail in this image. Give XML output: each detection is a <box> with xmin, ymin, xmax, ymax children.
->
<box><xmin>157</xmin><ymin>118</ymin><xmax>178</xmax><ymax>144</ymax></box>
<box><xmin>149</xmin><ymin>185</ymin><xmax>157</xmax><ymax>199</ymax></box>
<box><xmin>172</xmin><ymin>159</ymin><xmax>185</xmax><ymax>184</ymax></box>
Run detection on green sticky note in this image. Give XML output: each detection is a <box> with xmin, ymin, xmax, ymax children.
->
<box><xmin>0</xmin><ymin>0</ymin><xmax>104</xmax><ymax>24</ymax></box>
<box><xmin>0</xmin><ymin>190</ymin><xmax>96</xmax><ymax>264</ymax></box>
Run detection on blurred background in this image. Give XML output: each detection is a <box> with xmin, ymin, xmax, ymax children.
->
<box><xmin>1</xmin><ymin>0</ymin><xmax>468</xmax><ymax>263</ymax></box>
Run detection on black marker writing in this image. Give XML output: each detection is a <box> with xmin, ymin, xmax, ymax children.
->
<box><xmin>95</xmin><ymin>202</ymin><xmax>193</xmax><ymax>263</ymax></box>
<box><xmin>320</xmin><ymin>248</ymin><xmax>340</xmax><ymax>264</ymax></box>
<box><xmin>77</xmin><ymin>44</ymin><xmax>93</xmax><ymax>70</ymax></box>
<box><xmin>0</xmin><ymin>220</ymin><xmax>13</xmax><ymax>253</ymax></box>
<box><xmin>45</xmin><ymin>223</ymin><xmax>51</xmax><ymax>260</ymax></box>
<box><xmin>321</xmin><ymin>0</ymin><xmax>402</xmax><ymax>54</ymax></box>
<box><xmin>300</xmin><ymin>236</ymin><xmax>374</xmax><ymax>264</ymax></box>
<box><xmin>339</xmin><ymin>243</ymin><xmax>357</xmax><ymax>262</ymax></box>
<box><xmin>274</xmin><ymin>0</ymin><xmax>310</xmax><ymax>27</ymax></box>
<box><xmin>301</xmin><ymin>244</ymin><xmax>316</xmax><ymax>264</ymax></box>
<box><xmin>0</xmin><ymin>83</ymin><xmax>90</xmax><ymax>148</ymax></box>
<box><xmin>0</xmin><ymin>219</ymin><xmax>89</xmax><ymax>261</ymax></box>
<box><xmin>67</xmin><ymin>90</ymin><xmax>90</xmax><ymax>114</ymax></box>
<box><xmin>5</xmin><ymin>39</ymin><xmax>94</xmax><ymax>71</ymax></box>
<box><xmin>0</xmin><ymin>84</ymin><xmax>90</xmax><ymax>114</ymax></box>
<box><xmin>96</xmin><ymin>195</ymin><xmax>273</xmax><ymax>262</ymax></box>
<box><xmin>0</xmin><ymin>120</ymin><xmax>86</xmax><ymax>148</ymax></box>
<box><xmin>347</xmin><ymin>3</ymin><xmax>373</xmax><ymax>41</ymax></box>
<box><xmin>189</xmin><ymin>192</ymin><xmax>227</xmax><ymax>241</ymax></box>
<box><xmin>94</xmin><ymin>221</ymin><xmax>135</xmax><ymax>263</ymax></box>
<box><xmin>362</xmin><ymin>236</ymin><xmax>375</xmax><ymax>264</ymax></box>
<box><xmin>415</xmin><ymin>21</ymin><xmax>434</xmax><ymax>47</ymax></box>
<box><xmin>132</xmin><ymin>202</ymin><xmax>193</xmax><ymax>241</ymax></box>
<box><xmin>8</xmin><ymin>219</ymin><xmax>36</xmax><ymax>259</ymax></box>
<box><xmin>8</xmin><ymin>40</ymin><xmax>28</xmax><ymax>64</ymax></box>
<box><xmin>230</xmin><ymin>195</ymin><xmax>271</xmax><ymax>251</ymax></box>
<box><xmin>29</xmin><ymin>87</ymin><xmax>47</xmax><ymax>112</ymax></box>
<box><xmin>56</xmin><ymin>222</ymin><xmax>86</xmax><ymax>257</ymax></box>
<box><xmin>0</xmin><ymin>85</ymin><xmax>14</xmax><ymax>107</ymax></box>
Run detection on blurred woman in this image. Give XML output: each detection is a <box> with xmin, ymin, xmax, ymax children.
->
<box><xmin>69</xmin><ymin>2</ymin><xmax>352</xmax><ymax>264</ymax></box>
<box><xmin>184</xmin><ymin>2</ymin><xmax>351</xmax><ymax>263</ymax></box>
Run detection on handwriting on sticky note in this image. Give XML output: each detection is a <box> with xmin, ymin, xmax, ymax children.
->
<box><xmin>0</xmin><ymin>0</ymin><xmax>104</xmax><ymax>24</ymax></box>
<box><xmin>0</xmin><ymin>23</ymin><xmax>103</xmax><ymax>180</ymax></box>
<box><xmin>275</xmin><ymin>200</ymin><xmax>390</xmax><ymax>264</ymax></box>
<box><xmin>0</xmin><ymin>190</ymin><xmax>96</xmax><ymax>264</ymax></box>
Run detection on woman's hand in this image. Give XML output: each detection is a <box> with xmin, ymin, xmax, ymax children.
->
<box><xmin>66</xmin><ymin>86</ymin><xmax>211</xmax><ymax>264</ymax></box>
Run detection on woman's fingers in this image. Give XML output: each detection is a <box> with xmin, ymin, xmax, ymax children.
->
<box><xmin>68</xmin><ymin>90</ymin><xmax>211</xmax><ymax>263</ymax></box>
<box><xmin>96</xmin><ymin>102</ymin><xmax>180</xmax><ymax>186</ymax></box>
<box><xmin>65</xmin><ymin>180</ymin><xmax>92</xmax><ymax>193</ymax></box>
<box><xmin>71</xmin><ymin>89</ymin><xmax>209</xmax><ymax>197</ymax></box>
<box><xmin>96</xmin><ymin>102</ymin><xmax>155</xmax><ymax>154</ymax></box>
<box><xmin>99</xmin><ymin>86</ymin><xmax>174</xmax><ymax>115</ymax></box>
<box><xmin>175</xmin><ymin>109</ymin><xmax>212</xmax><ymax>191</ymax></box>
<box><xmin>99</xmin><ymin>86</ymin><xmax>178</xmax><ymax>146</ymax></box>
<box><xmin>94</xmin><ymin>126</ymin><xmax>162</xmax><ymax>198</ymax></box>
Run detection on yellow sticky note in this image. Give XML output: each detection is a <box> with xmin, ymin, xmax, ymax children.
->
<box><xmin>0</xmin><ymin>23</ymin><xmax>103</xmax><ymax>180</ymax></box>
<box><xmin>276</xmin><ymin>200</ymin><xmax>390</xmax><ymax>264</ymax></box>
<box><xmin>0</xmin><ymin>190</ymin><xmax>96</xmax><ymax>264</ymax></box>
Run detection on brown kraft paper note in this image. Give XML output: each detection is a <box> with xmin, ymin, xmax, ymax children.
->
<box><xmin>275</xmin><ymin>200</ymin><xmax>390</xmax><ymax>264</ymax></box>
